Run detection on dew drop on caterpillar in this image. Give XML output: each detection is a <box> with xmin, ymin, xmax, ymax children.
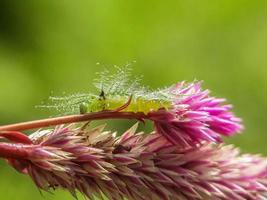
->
<box><xmin>41</xmin><ymin>66</ymin><xmax>176</xmax><ymax>115</ymax></box>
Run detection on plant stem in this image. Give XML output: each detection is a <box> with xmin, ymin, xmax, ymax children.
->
<box><xmin>0</xmin><ymin>111</ymin><xmax>148</xmax><ymax>131</ymax></box>
<box><xmin>0</xmin><ymin>142</ymin><xmax>29</xmax><ymax>159</ymax></box>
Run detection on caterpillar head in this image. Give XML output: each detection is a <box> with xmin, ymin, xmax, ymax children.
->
<box><xmin>79</xmin><ymin>93</ymin><xmax>106</xmax><ymax>114</ymax></box>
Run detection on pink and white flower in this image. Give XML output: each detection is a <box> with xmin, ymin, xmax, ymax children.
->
<box><xmin>148</xmin><ymin>82</ymin><xmax>243</xmax><ymax>146</ymax></box>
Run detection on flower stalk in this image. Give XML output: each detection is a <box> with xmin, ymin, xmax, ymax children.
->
<box><xmin>0</xmin><ymin>81</ymin><xmax>243</xmax><ymax>147</ymax></box>
<box><xmin>0</xmin><ymin>142</ymin><xmax>29</xmax><ymax>159</ymax></box>
<box><xmin>0</xmin><ymin>111</ymin><xmax>148</xmax><ymax>131</ymax></box>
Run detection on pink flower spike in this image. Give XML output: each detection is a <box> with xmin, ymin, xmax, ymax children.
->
<box><xmin>148</xmin><ymin>81</ymin><xmax>243</xmax><ymax>146</ymax></box>
<box><xmin>1</xmin><ymin>124</ymin><xmax>266</xmax><ymax>200</ymax></box>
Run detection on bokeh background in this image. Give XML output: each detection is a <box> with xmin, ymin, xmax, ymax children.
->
<box><xmin>0</xmin><ymin>1</ymin><xmax>267</xmax><ymax>199</ymax></box>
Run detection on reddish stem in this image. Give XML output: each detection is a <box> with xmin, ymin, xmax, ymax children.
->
<box><xmin>0</xmin><ymin>142</ymin><xmax>29</xmax><ymax>159</ymax></box>
<box><xmin>0</xmin><ymin>111</ymin><xmax>148</xmax><ymax>131</ymax></box>
<box><xmin>0</xmin><ymin>131</ymin><xmax>33</xmax><ymax>144</ymax></box>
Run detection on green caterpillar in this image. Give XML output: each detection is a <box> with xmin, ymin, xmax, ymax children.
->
<box><xmin>43</xmin><ymin>67</ymin><xmax>174</xmax><ymax>115</ymax></box>
<box><xmin>79</xmin><ymin>91</ymin><xmax>172</xmax><ymax>114</ymax></box>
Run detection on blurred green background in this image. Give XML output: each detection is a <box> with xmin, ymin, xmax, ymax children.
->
<box><xmin>0</xmin><ymin>0</ymin><xmax>267</xmax><ymax>199</ymax></box>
